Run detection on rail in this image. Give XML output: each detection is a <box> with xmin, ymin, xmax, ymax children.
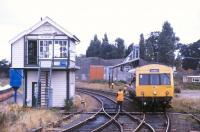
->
<box><xmin>78</xmin><ymin>88</ymin><xmax>156</xmax><ymax>132</ymax></box>
<box><xmin>61</xmin><ymin>91</ymin><xmax>105</xmax><ymax>131</ymax></box>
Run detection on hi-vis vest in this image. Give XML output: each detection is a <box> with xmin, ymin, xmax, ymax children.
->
<box><xmin>116</xmin><ymin>91</ymin><xmax>124</xmax><ymax>101</ymax></box>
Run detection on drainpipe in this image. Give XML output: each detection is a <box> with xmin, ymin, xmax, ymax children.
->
<box><xmin>66</xmin><ymin>39</ymin><xmax>70</xmax><ymax>102</ymax></box>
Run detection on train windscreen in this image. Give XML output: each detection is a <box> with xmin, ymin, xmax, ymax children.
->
<box><xmin>139</xmin><ymin>74</ymin><xmax>149</xmax><ymax>85</ymax></box>
<box><xmin>160</xmin><ymin>74</ymin><xmax>170</xmax><ymax>85</ymax></box>
<box><xmin>150</xmin><ymin>74</ymin><xmax>160</xmax><ymax>85</ymax></box>
<box><xmin>139</xmin><ymin>73</ymin><xmax>171</xmax><ymax>85</ymax></box>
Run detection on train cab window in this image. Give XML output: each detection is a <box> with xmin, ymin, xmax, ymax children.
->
<box><xmin>150</xmin><ymin>74</ymin><xmax>160</xmax><ymax>85</ymax></box>
<box><xmin>161</xmin><ymin>74</ymin><xmax>170</xmax><ymax>85</ymax></box>
<box><xmin>139</xmin><ymin>74</ymin><xmax>149</xmax><ymax>85</ymax></box>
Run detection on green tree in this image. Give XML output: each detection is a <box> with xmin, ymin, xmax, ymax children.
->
<box><xmin>139</xmin><ymin>33</ymin><xmax>145</xmax><ymax>59</ymax></box>
<box><xmin>86</xmin><ymin>34</ymin><xmax>101</xmax><ymax>57</ymax></box>
<box><xmin>125</xmin><ymin>43</ymin><xmax>134</xmax><ymax>57</ymax></box>
<box><xmin>100</xmin><ymin>33</ymin><xmax>113</xmax><ymax>59</ymax></box>
<box><xmin>115</xmin><ymin>38</ymin><xmax>125</xmax><ymax>58</ymax></box>
<box><xmin>180</xmin><ymin>40</ymin><xmax>200</xmax><ymax>70</ymax></box>
<box><xmin>145</xmin><ymin>31</ymin><xmax>160</xmax><ymax>62</ymax></box>
<box><xmin>157</xmin><ymin>21</ymin><xmax>179</xmax><ymax>65</ymax></box>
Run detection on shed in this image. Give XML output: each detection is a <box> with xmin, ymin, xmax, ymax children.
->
<box><xmin>183</xmin><ymin>75</ymin><xmax>200</xmax><ymax>83</ymax></box>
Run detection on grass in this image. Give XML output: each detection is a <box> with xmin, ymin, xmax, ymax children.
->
<box><xmin>0</xmin><ymin>104</ymin><xmax>61</xmax><ymax>132</ymax></box>
<box><xmin>171</xmin><ymin>97</ymin><xmax>200</xmax><ymax>113</ymax></box>
<box><xmin>76</xmin><ymin>81</ymin><xmax>126</xmax><ymax>92</ymax></box>
<box><xmin>183</xmin><ymin>83</ymin><xmax>200</xmax><ymax>90</ymax></box>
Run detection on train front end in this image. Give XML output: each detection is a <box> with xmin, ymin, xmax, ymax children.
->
<box><xmin>135</xmin><ymin>64</ymin><xmax>174</xmax><ymax>105</ymax></box>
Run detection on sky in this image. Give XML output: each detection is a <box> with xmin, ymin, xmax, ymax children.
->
<box><xmin>0</xmin><ymin>0</ymin><xmax>200</xmax><ymax>60</ymax></box>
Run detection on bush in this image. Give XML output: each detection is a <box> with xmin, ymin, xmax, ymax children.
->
<box><xmin>89</xmin><ymin>80</ymin><xmax>108</xmax><ymax>84</ymax></box>
<box><xmin>184</xmin><ymin>83</ymin><xmax>200</xmax><ymax>90</ymax></box>
<box><xmin>174</xmin><ymin>87</ymin><xmax>181</xmax><ymax>93</ymax></box>
<box><xmin>117</xmin><ymin>80</ymin><xmax>127</xmax><ymax>84</ymax></box>
<box><xmin>172</xmin><ymin>98</ymin><xmax>200</xmax><ymax>113</ymax></box>
<box><xmin>64</xmin><ymin>99</ymin><xmax>74</xmax><ymax>111</ymax></box>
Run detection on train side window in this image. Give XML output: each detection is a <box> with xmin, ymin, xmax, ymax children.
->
<box><xmin>150</xmin><ymin>74</ymin><xmax>160</xmax><ymax>85</ymax></box>
<box><xmin>139</xmin><ymin>74</ymin><xmax>149</xmax><ymax>85</ymax></box>
<box><xmin>160</xmin><ymin>74</ymin><xmax>170</xmax><ymax>85</ymax></box>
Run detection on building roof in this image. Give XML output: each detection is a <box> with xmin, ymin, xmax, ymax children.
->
<box><xmin>9</xmin><ymin>16</ymin><xmax>80</xmax><ymax>44</ymax></box>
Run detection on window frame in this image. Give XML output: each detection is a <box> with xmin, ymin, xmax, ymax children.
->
<box><xmin>53</xmin><ymin>40</ymin><xmax>68</xmax><ymax>59</ymax></box>
<box><xmin>39</xmin><ymin>40</ymin><xmax>53</xmax><ymax>59</ymax></box>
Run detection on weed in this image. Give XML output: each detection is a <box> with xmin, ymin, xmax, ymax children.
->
<box><xmin>0</xmin><ymin>104</ymin><xmax>60</xmax><ymax>131</ymax></box>
<box><xmin>184</xmin><ymin>83</ymin><xmax>200</xmax><ymax>90</ymax></box>
<box><xmin>171</xmin><ymin>98</ymin><xmax>200</xmax><ymax>113</ymax></box>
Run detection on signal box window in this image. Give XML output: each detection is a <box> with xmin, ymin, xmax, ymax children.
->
<box><xmin>139</xmin><ymin>74</ymin><xmax>149</xmax><ymax>85</ymax></box>
<box><xmin>150</xmin><ymin>74</ymin><xmax>160</xmax><ymax>85</ymax></box>
<box><xmin>54</xmin><ymin>40</ymin><xmax>68</xmax><ymax>58</ymax></box>
<box><xmin>161</xmin><ymin>74</ymin><xmax>170</xmax><ymax>85</ymax></box>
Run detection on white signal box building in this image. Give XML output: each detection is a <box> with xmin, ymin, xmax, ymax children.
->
<box><xmin>9</xmin><ymin>17</ymin><xmax>80</xmax><ymax>107</ymax></box>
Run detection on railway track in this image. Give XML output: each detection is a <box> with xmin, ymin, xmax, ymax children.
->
<box><xmin>76</xmin><ymin>88</ymin><xmax>157</xmax><ymax>132</ymax></box>
<box><xmin>31</xmin><ymin>88</ymin><xmax>200</xmax><ymax>132</ymax></box>
<box><xmin>61</xmin><ymin>90</ymin><xmax>122</xmax><ymax>132</ymax></box>
<box><xmin>77</xmin><ymin>88</ymin><xmax>173</xmax><ymax>132</ymax></box>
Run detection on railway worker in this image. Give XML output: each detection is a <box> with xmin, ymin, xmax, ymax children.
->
<box><xmin>131</xmin><ymin>73</ymin><xmax>136</xmax><ymax>84</ymax></box>
<box><xmin>123</xmin><ymin>85</ymin><xmax>128</xmax><ymax>95</ymax></box>
<box><xmin>111</xmin><ymin>82</ymin><xmax>114</xmax><ymax>89</ymax></box>
<box><xmin>115</xmin><ymin>88</ymin><xmax>124</xmax><ymax>112</ymax></box>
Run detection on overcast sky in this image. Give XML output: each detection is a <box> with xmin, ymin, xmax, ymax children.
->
<box><xmin>0</xmin><ymin>0</ymin><xmax>200</xmax><ymax>60</ymax></box>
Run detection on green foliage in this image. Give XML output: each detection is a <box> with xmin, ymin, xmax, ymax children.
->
<box><xmin>86</xmin><ymin>34</ymin><xmax>101</xmax><ymax>57</ymax></box>
<box><xmin>180</xmin><ymin>40</ymin><xmax>200</xmax><ymax>70</ymax></box>
<box><xmin>86</xmin><ymin>34</ymin><xmax>126</xmax><ymax>59</ymax></box>
<box><xmin>117</xmin><ymin>80</ymin><xmax>127</xmax><ymax>84</ymax></box>
<box><xmin>125</xmin><ymin>43</ymin><xmax>134</xmax><ymax>57</ymax></box>
<box><xmin>89</xmin><ymin>80</ymin><xmax>108</xmax><ymax>84</ymax></box>
<box><xmin>64</xmin><ymin>99</ymin><xmax>73</xmax><ymax>111</ymax></box>
<box><xmin>115</xmin><ymin>38</ymin><xmax>125</xmax><ymax>58</ymax></box>
<box><xmin>100</xmin><ymin>33</ymin><xmax>113</xmax><ymax>59</ymax></box>
<box><xmin>157</xmin><ymin>21</ymin><xmax>179</xmax><ymax>65</ymax></box>
<box><xmin>183</xmin><ymin>83</ymin><xmax>200</xmax><ymax>90</ymax></box>
<box><xmin>174</xmin><ymin>87</ymin><xmax>181</xmax><ymax>93</ymax></box>
<box><xmin>139</xmin><ymin>34</ymin><xmax>145</xmax><ymax>59</ymax></box>
<box><xmin>139</xmin><ymin>21</ymin><xmax>179</xmax><ymax>65</ymax></box>
<box><xmin>0</xmin><ymin>59</ymin><xmax>10</xmax><ymax>78</ymax></box>
<box><xmin>144</xmin><ymin>31</ymin><xmax>160</xmax><ymax>62</ymax></box>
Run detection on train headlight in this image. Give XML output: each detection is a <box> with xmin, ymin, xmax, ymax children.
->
<box><xmin>166</xmin><ymin>91</ymin><xmax>169</xmax><ymax>96</ymax></box>
<box><xmin>141</xmin><ymin>91</ymin><xmax>144</xmax><ymax>96</ymax></box>
<box><xmin>153</xmin><ymin>91</ymin><xmax>157</xmax><ymax>95</ymax></box>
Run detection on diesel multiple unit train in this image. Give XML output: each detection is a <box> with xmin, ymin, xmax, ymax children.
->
<box><xmin>128</xmin><ymin>64</ymin><xmax>174</xmax><ymax>106</ymax></box>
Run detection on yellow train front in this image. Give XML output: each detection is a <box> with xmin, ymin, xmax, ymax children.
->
<box><xmin>134</xmin><ymin>64</ymin><xmax>174</xmax><ymax>106</ymax></box>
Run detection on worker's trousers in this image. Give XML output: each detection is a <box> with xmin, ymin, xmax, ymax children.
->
<box><xmin>115</xmin><ymin>101</ymin><xmax>123</xmax><ymax>112</ymax></box>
